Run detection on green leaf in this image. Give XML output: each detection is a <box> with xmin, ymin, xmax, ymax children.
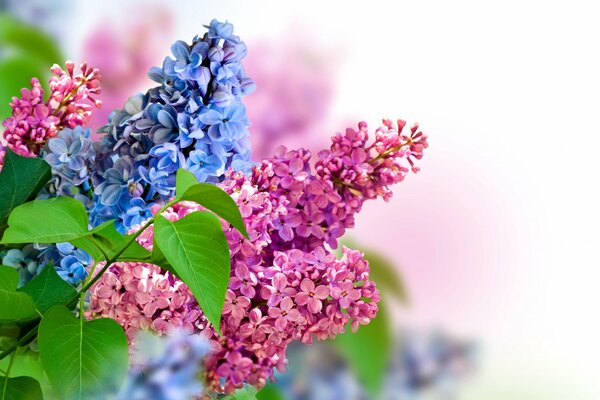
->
<box><xmin>362</xmin><ymin>249</ymin><xmax>408</xmax><ymax>304</ymax></box>
<box><xmin>0</xmin><ymin>197</ymin><xmax>88</xmax><ymax>244</ymax></box>
<box><xmin>19</xmin><ymin>265</ymin><xmax>77</xmax><ymax>313</ymax></box>
<box><xmin>153</xmin><ymin>212</ymin><xmax>230</xmax><ymax>334</ymax></box>
<box><xmin>175</xmin><ymin>168</ymin><xmax>199</xmax><ymax>200</ymax></box>
<box><xmin>38</xmin><ymin>305</ymin><xmax>128</xmax><ymax>399</ymax></box>
<box><xmin>0</xmin><ymin>56</ymin><xmax>48</xmax><ymax>121</ymax></box>
<box><xmin>0</xmin><ymin>376</ymin><xmax>43</xmax><ymax>400</ymax></box>
<box><xmin>333</xmin><ymin>301</ymin><xmax>392</xmax><ymax>396</ymax></box>
<box><xmin>0</xmin><ymin>266</ymin><xmax>18</xmax><ymax>291</ymax></box>
<box><xmin>0</xmin><ymin>290</ymin><xmax>37</xmax><ymax>325</ymax></box>
<box><xmin>179</xmin><ymin>183</ymin><xmax>249</xmax><ymax>239</ymax></box>
<box><xmin>0</xmin><ymin>350</ymin><xmax>54</xmax><ymax>398</ymax></box>
<box><xmin>225</xmin><ymin>385</ymin><xmax>258</xmax><ymax>400</ymax></box>
<box><xmin>0</xmin><ymin>150</ymin><xmax>52</xmax><ymax>237</ymax></box>
<box><xmin>0</xmin><ymin>14</ymin><xmax>62</xmax><ymax>67</ymax></box>
<box><xmin>339</xmin><ymin>239</ymin><xmax>408</xmax><ymax>303</ymax></box>
<box><xmin>256</xmin><ymin>383</ymin><xmax>286</xmax><ymax>400</ymax></box>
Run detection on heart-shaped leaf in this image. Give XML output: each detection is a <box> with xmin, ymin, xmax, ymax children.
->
<box><xmin>38</xmin><ymin>305</ymin><xmax>128</xmax><ymax>399</ymax></box>
<box><xmin>0</xmin><ymin>376</ymin><xmax>43</xmax><ymax>400</ymax></box>
<box><xmin>19</xmin><ymin>265</ymin><xmax>77</xmax><ymax>313</ymax></box>
<box><xmin>175</xmin><ymin>168</ymin><xmax>199</xmax><ymax>200</ymax></box>
<box><xmin>153</xmin><ymin>212</ymin><xmax>230</xmax><ymax>334</ymax></box>
<box><xmin>0</xmin><ymin>197</ymin><xmax>89</xmax><ymax>244</ymax></box>
<box><xmin>0</xmin><ymin>150</ymin><xmax>52</xmax><ymax>236</ymax></box>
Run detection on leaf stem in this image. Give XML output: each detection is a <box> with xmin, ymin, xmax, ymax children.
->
<box><xmin>1</xmin><ymin>348</ymin><xmax>17</xmax><ymax>399</ymax></box>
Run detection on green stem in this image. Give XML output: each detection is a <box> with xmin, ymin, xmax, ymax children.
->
<box><xmin>0</xmin><ymin>327</ymin><xmax>37</xmax><ymax>362</ymax></box>
<box><xmin>1</xmin><ymin>348</ymin><xmax>17</xmax><ymax>399</ymax></box>
<box><xmin>369</xmin><ymin>140</ymin><xmax>412</xmax><ymax>164</ymax></box>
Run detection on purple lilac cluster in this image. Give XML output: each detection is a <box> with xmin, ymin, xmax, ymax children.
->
<box><xmin>91</xmin><ymin>19</ymin><xmax>256</xmax><ymax>232</ymax></box>
<box><xmin>89</xmin><ymin>120</ymin><xmax>427</xmax><ymax>393</ymax></box>
<box><xmin>0</xmin><ymin>62</ymin><xmax>101</xmax><ymax>165</ymax></box>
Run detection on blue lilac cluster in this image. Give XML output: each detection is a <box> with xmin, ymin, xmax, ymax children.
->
<box><xmin>273</xmin><ymin>331</ymin><xmax>476</xmax><ymax>400</ymax></box>
<box><xmin>91</xmin><ymin>19</ymin><xmax>256</xmax><ymax>232</ymax></box>
<box><xmin>36</xmin><ymin>242</ymin><xmax>93</xmax><ymax>285</ymax></box>
<box><xmin>0</xmin><ymin>245</ymin><xmax>43</xmax><ymax>285</ymax></box>
<box><xmin>40</xmin><ymin>126</ymin><xmax>98</xmax><ymax>208</ymax></box>
<box><xmin>0</xmin><ymin>242</ymin><xmax>92</xmax><ymax>286</ymax></box>
<box><xmin>118</xmin><ymin>331</ymin><xmax>210</xmax><ymax>400</ymax></box>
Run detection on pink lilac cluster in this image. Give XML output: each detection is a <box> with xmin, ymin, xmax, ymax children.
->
<box><xmin>0</xmin><ymin>61</ymin><xmax>101</xmax><ymax>165</ymax></box>
<box><xmin>89</xmin><ymin>120</ymin><xmax>427</xmax><ymax>394</ymax></box>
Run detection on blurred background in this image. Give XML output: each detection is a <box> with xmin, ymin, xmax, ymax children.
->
<box><xmin>1</xmin><ymin>0</ymin><xmax>599</xmax><ymax>398</ymax></box>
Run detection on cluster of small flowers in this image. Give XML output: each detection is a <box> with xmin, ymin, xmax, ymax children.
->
<box><xmin>0</xmin><ymin>62</ymin><xmax>101</xmax><ymax>164</ymax></box>
<box><xmin>91</xmin><ymin>19</ymin><xmax>256</xmax><ymax>232</ymax></box>
<box><xmin>89</xmin><ymin>119</ymin><xmax>426</xmax><ymax>393</ymax></box>
<box><xmin>118</xmin><ymin>330</ymin><xmax>210</xmax><ymax>400</ymax></box>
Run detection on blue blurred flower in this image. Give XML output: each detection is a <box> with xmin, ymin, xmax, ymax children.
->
<box><xmin>118</xmin><ymin>331</ymin><xmax>210</xmax><ymax>400</ymax></box>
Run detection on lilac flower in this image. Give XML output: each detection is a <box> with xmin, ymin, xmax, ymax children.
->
<box><xmin>56</xmin><ymin>255</ymin><xmax>88</xmax><ymax>285</ymax></box>
<box><xmin>198</xmin><ymin>101</ymin><xmax>249</xmax><ymax>143</ymax></box>
<box><xmin>122</xmin><ymin>198</ymin><xmax>154</xmax><ymax>229</ymax></box>
<box><xmin>149</xmin><ymin>143</ymin><xmax>185</xmax><ymax>174</ymax></box>
<box><xmin>206</xmin><ymin>19</ymin><xmax>235</xmax><ymax>42</ymax></box>
<box><xmin>45</xmin><ymin>126</ymin><xmax>96</xmax><ymax>186</ymax></box>
<box><xmin>94</xmin><ymin>157</ymin><xmax>139</xmax><ymax>206</ymax></box>
<box><xmin>164</xmin><ymin>40</ymin><xmax>211</xmax><ymax>84</ymax></box>
<box><xmin>176</xmin><ymin>113</ymin><xmax>204</xmax><ymax>148</ymax></box>
<box><xmin>185</xmin><ymin>148</ymin><xmax>225</xmax><ymax>182</ymax></box>
<box><xmin>1</xmin><ymin>246</ymin><xmax>43</xmax><ymax>286</ymax></box>
<box><xmin>139</xmin><ymin>166</ymin><xmax>173</xmax><ymax>196</ymax></box>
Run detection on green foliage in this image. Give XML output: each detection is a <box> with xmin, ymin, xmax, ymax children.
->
<box><xmin>0</xmin><ymin>197</ymin><xmax>88</xmax><ymax>245</ymax></box>
<box><xmin>154</xmin><ymin>212</ymin><xmax>231</xmax><ymax>334</ymax></box>
<box><xmin>0</xmin><ymin>290</ymin><xmax>37</xmax><ymax>326</ymax></box>
<box><xmin>0</xmin><ymin>13</ymin><xmax>62</xmax><ymax>120</ymax></box>
<box><xmin>0</xmin><ymin>165</ymin><xmax>247</xmax><ymax>395</ymax></box>
<box><xmin>256</xmin><ymin>384</ymin><xmax>286</xmax><ymax>400</ymax></box>
<box><xmin>177</xmin><ymin>170</ymin><xmax>249</xmax><ymax>239</ymax></box>
<box><xmin>0</xmin><ymin>266</ymin><xmax>19</xmax><ymax>291</ymax></box>
<box><xmin>38</xmin><ymin>306</ymin><xmax>128</xmax><ymax>399</ymax></box>
<box><xmin>0</xmin><ymin>376</ymin><xmax>43</xmax><ymax>400</ymax></box>
<box><xmin>224</xmin><ymin>385</ymin><xmax>258</xmax><ymax>399</ymax></box>
<box><xmin>175</xmin><ymin>169</ymin><xmax>199</xmax><ymax>199</ymax></box>
<box><xmin>19</xmin><ymin>266</ymin><xmax>77</xmax><ymax>313</ymax></box>
<box><xmin>0</xmin><ymin>150</ymin><xmax>52</xmax><ymax>237</ymax></box>
<box><xmin>340</xmin><ymin>239</ymin><xmax>408</xmax><ymax>303</ymax></box>
<box><xmin>362</xmin><ymin>248</ymin><xmax>408</xmax><ymax>304</ymax></box>
<box><xmin>72</xmin><ymin>219</ymin><xmax>152</xmax><ymax>262</ymax></box>
<box><xmin>333</xmin><ymin>302</ymin><xmax>392</xmax><ymax>396</ymax></box>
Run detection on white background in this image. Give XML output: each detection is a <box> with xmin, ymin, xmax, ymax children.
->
<box><xmin>69</xmin><ymin>1</ymin><xmax>600</xmax><ymax>398</ymax></box>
